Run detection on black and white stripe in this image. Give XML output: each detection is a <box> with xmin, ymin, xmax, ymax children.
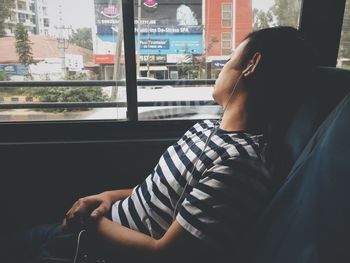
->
<box><xmin>111</xmin><ymin>120</ymin><xmax>271</xmax><ymax>244</ymax></box>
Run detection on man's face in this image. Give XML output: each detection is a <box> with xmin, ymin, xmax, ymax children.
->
<box><xmin>212</xmin><ymin>39</ymin><xmax>249</xmax><ymax>106</ymax></box>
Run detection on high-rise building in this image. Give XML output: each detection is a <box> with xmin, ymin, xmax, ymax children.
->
<box><xmin>205</xmin><ymin>0</ymin><xmax>252</xmax><ymax>77</ymax></box>
<box><xmin>4</xmin><ymin>0</ymin><xmax>50</xmax><ymax>36</ymax></box>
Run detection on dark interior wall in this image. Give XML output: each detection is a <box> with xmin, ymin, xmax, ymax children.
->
<box><xmin>0</xmin><ymin>120</ymin><xmax>196</xmax><ymax>228</ymax></box>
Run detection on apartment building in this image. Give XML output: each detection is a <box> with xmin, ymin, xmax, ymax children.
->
<box><xmin>5</xmin><ymin>0</ymin><xmax>50</xmax><ymax>36</ymax></box>
<box><xmin>205</xmin><ymin>0</ymin><xmax>252</xmax><ymax>77</ymax></box>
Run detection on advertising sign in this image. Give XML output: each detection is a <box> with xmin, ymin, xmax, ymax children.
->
<box><xmin>65</xmin><ymin>54</ymin><xmax>84</xmax><ymax>71</ymax></box>
<box><xmin>140</xmin><ymin>54</ymin><xmax>167</xmax><ymax>63</ymax></box>
<box><xmin>212</xmin><ymin>60</ymin><xmax>227</xmax><ymax>69</ymax></box>
<box><xmin>138</xmin><ymin>0</ymin><xmax>202</xmax><ymax>27</ymax></box>
<box><xmin>93</xmin><ymin>0</ymin><xmax>203</xmax><ymax>64</ymax></box>
<box><xmin>0</xmin><ymin>64</ymin><xmax>28</xmax><ymax>76</ymax></box>
<box><xmin>140</xmin><ymin>39</ymin><xmax>169</xmax><ymax>49</ymax></box>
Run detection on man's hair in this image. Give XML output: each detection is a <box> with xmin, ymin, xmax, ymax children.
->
<box><xmin>239</xmin><ymin>26</ymin><xmax>317</xmax><ymax>122</ymax></box>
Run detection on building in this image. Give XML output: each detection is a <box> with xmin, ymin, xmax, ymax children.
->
<box><xmin>0</xmin><ymin>35</ymin><xmax>94</xmax><ymax>80</ymax></box>
<box><xmin>92</xmin><ymin>0</ymin><xmax>252</xmax><ymax>80</ymax></box>
<box><xmin>205</xmin><ymin>0</ymin><xmax>252</xmax><ymax>78</ymax></box>
<box><xmin>4</xmin><ymin>0</ymin><xmax>50</xmax><ymax>36</ymax></box>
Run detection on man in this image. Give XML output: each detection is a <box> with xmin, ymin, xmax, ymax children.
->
<box><xmin>62</xmin><ymin>27</ymin><xmax>315</xmax><ymax>263</ymax></box>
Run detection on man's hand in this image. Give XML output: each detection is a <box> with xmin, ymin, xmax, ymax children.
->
<box><xmin>62</xmin><ymin>189</ymin><xmax>133</xmax><ymax>231</ymax></box>
<box><xmin>62</xmin><ymin>191</ymin><xmax>116</xmax><ymax>231</ymax></box>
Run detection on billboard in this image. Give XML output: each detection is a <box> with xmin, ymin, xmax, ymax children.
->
<box><xmin>0</xmin><ymin>64</ymin><xmax>28</xmax><ymax>76</ymax></box>
<box><xmin>93</xmin><ymin>0</ymin><xmax>203</xmax><ymax>64</ymax></box>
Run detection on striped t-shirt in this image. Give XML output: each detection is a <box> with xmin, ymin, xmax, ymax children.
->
<box><xmin>111</xmin><ymin>120</ymin><xmax>272</xmax><ymax>251</ymax></box>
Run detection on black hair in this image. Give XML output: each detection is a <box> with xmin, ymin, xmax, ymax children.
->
<box><xmin>239</xmin><ymin>27</ymin><xmax>318</xmax><ymax>124</ymax></box>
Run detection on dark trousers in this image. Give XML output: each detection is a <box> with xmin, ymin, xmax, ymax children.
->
<box><xmin>0</xmin><ymin>223</ymin><xmax>63</xmax><ymax>263</ymax></box>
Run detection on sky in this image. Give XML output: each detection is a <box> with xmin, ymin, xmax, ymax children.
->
<box><xmin>253</xmin><ymin>0</ymin><xmax>274</xmax><ymax>11</ymax></box>
<box><xmin>47</xmin><ymin>0</ymin><xmax>95</xmax><ymax>33</ymax></box>
<box><xmin>47</xmin><ymin>0</ymin><xmax>274</xmax><ymax>33</ymax></box>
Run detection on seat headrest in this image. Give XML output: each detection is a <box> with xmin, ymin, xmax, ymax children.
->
<box><xmin>266</xmin><ymin>66</ymin><xmax>350</xmax><ymax>185</ymax></box>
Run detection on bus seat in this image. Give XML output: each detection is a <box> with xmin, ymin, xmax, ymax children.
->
<box><xmin>236</xmin><ymin>71</ymin><xmax>350</xmax><ymax>262</ymax></box>
<box><xmin>267</xmin><ymin>66</ymin><xmax>350</xmax><ymax>184</ymax></box>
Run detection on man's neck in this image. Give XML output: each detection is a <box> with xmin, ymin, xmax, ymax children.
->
<box><xmin>219</xmin><ymin>103</ymin><xmax>249</xmax><ymax>132</ymax></box>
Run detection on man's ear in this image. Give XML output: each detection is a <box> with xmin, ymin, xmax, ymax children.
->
<box><xmin>242</xmin><ymin>52</ymin><xmax>262</xmax><ymax>77</ymax></box>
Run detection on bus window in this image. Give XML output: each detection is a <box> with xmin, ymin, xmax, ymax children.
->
<box><xmin>0</xmin><ymin>0</ymin><xmax>127</xmax><ymax>122</ymax></box>
<box><xmin>136</xmin><ymin>0</ymin><xmax>303</xmax><ymax>121</ymax></box>
<box><xmin>338</xmin><ymin>0</ymin><xmax>350</xmax><ymax>69</ymax></box>
<box><xmin>0</xmin><ymin>0</ymin><xmax>302</xmax><ymax>122</ymax></box>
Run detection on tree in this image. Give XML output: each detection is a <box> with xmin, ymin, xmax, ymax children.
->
<box><xmin>270</xmin><ymin>0</ymin><xmax>301</xmax><ymax>28</ymax></box>
<box><xmin>0</xmin><ymin>70</ymin><xmax>10</xmax><ymax>81</ymax></box>
<box><xmin>0</xmin><ymin>0</ymin><xmax>15</xmax><ymax>37</ymax></box>
<box><xmin>253</xmin><ymin>0</ymin><xmax>301</xmax><ymax>31</ymax></box>
<box><xmin>14</xmin><ymin>23</ymin><xmax>34</xmax><ymax>66</ymax></box>
<box><xmin>31</xmin><ymin>72</ymin><xmax>108</xmax><ymax>112</ymax></box>
<box><xmin>253</xmin><ymin>8</ymin><xmax>273</xmax><ymax>30</ymax></box>
<box><xmin>200</xmin><ymin>36</ymin><xmax>219</xmax><ymax>79</ymax></box>
<box><xmin>69</xmin><ymin>28</ymin><xmax>93</xmax><ymax>50</ymax></box>
<box><xmin>176</xmin><ymin>47</ymin><xmax>200</xmax><ymax>79</ymax></box>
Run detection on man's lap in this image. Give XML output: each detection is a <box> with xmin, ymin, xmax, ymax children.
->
<box><xmin>0</xmin><ymin>223</ymin><xmax>63</xmax><ymax>262</ymax></box>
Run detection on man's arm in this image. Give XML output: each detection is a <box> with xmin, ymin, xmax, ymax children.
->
<box><xmin>93</xmin><ymin>217</ymin><xmax>215</xmax><ymax>263</ymax></box>
<box><xmin>63</xmin><ymin>189</ymin><xmax>133</xmax><ymax>230</ymax></box>
<box><xmin>93</xmin><ymin>157</ymin><xmax>272</xmax><ymax>262</ymax></box>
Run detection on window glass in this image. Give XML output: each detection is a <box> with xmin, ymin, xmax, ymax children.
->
<box><xmin>253</xmin><ymin>0</ymin><xmax>301</xmax><ymax>30</ymax></box>
<box><xmin>338</xmin><ymin>0</ymin><xmax>350</xmax><ymax>69</ymax></box>
<box><xmin>222</xmin><ymin>32</ymin><xmax>232</xmax><ymax>55</ymax></box>
<box><xmin>135</xmin><ymin>0</ymin><xmax>302</xmax><ymax>121</ymax></box>
<box><xmin>222</xmin><ymin>3</ymin><xmax>233</xmax><ymax>28</ymax></box>
<box><xmin>0</xmin><ymin>0</ymin><xmax>302</xmax><ymax>122</ymax></box>
<box><xmin>0</xmin><ymin>0</ymin><xmax>126</xmax><ymax>122</ymax></box>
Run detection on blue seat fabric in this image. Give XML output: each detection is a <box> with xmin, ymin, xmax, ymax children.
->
<box><xmin>267</xmin><ymin>67</ymin><xmax>350</xmax><ymax>185</ymax></box>
<box><xmin>236</xmin><ymin>67</ymin><xmax>350</xmax><ymax>263</ymax></box>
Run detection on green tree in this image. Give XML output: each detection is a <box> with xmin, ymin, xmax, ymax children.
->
<box><xmin>0</xmin><ymin>70</ymin><xmax>10</xmax><ymax>81</ymax></box>
<box><xmin>31</xmin><ymin>72</ymin><xmax>108</xmax><ymax>112</ymax></box>
<box><xmin>253</xmin><ymin>8</ymin><xmax>274</xmax><ymax>30</ymax></box>
<box><xmin>339</xmin><ymin>0</ymin><xmax>350</xmax><ymax>62</ymax></box>
<box><xmin>177</xmin><ymin>48</ymin><xmax>200</xmax><ymax>80</ymax></box>
<box><xmin>198</xmin><ymin>36</ymin><xmax>219</xmax><ymax>79</ymax></box>
<box><xmin>253</xmin><ymin>0</ymin><xmax>302</xmax><ymax>31</ymax></box>
<box><xmin>270</xmin><ymin>0</ymin><xmax>301</xmax><ymax>28</ymax></box>
<box><xmin>69</xmin><ymin>28</ymin><xmax>93</xmax><ymax>50</ymax></box>
<box><xmin>14</xmin><ymin>23</ymin><xmax>34</xmax><ymax>66</ymax></box>
<box><xmin>0</xmin><ymin>0</ymin><xmax>15</xmax><ymax>36</ymax></box>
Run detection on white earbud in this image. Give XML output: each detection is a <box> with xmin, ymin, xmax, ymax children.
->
<box><xmin>242</xmin><ymin>64</ymin><xmax>254</xmax><ymax>75</ymax></box>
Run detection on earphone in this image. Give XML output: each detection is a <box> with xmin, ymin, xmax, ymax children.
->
<box><xmin>242</xmin><ymin>63</ymin><xmax>254</xmax><ymax>75</ymax></box>
<box><xmin>172</xmin><ymin>69</ymin><xmax>247</xmax><ymax>220</ymax></box>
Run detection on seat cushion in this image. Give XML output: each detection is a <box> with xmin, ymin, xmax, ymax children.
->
<box><xmin>237</xmin><ymin>92</ymin><xmax>350</xmax><ymax>263</ymax></box>
<box><xmin>267</xmin><ymin>67</ymin><xmax>350</xmax><ymax>184</ymax></box>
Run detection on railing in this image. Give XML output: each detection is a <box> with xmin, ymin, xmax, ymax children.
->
<box><xmin>0</xmin><ymin>80</ymin><xmax>217</xmax><ymax>110</ymax></box>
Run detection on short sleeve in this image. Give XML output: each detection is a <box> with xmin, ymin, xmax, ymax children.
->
<box><xmin>176</xmin><ymin>157</ymin><xmax>272</xmax><ymax>252</ymax></box>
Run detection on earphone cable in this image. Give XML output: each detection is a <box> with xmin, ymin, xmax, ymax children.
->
<box><xmin>172</xmin><ymin>72</ymin><xmax>245</xmax><ymax>220</ymax></box>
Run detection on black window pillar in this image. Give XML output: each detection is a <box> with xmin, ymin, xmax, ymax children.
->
<box><xmin>299</xmin><ymin>0</ymin><xmax>347</xmax><ymax>66</ymax></box>
<box><xmin>122</xmin><ymin>0</ymin><xmax>138</xmax><ymax>121</ymax></box>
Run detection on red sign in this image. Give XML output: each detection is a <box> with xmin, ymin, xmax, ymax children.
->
<box><xmin>94</xmin><ymin>55</ymin><xmax>126</xmax><ymax>65</ymax></box>
<box><xmin>94</xmin><ymin>54</ymin><xmax>115</xmax><ymax>64</ymax></box>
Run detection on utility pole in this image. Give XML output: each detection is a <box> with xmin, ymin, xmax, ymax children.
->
<box><xmin>112</xmin><ymin>0</ymin><xmax>123</xmax><ymax>101</ymax></box>
<box><xmin>147</xmin><ymin>21</ymin><xmax>150</xmax><ymax>77</ymax></box>
<box><xmin>55</xmin><ymin>4</ymin><xmax>71</xmax><ymax>77</ymax></box>
<box><xmin>136</xmin><ymin>0</ymin><xmax>142</xmax><ymax>77</ymax></box>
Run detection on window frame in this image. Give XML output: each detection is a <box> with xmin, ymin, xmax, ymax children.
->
<box><xmin>221</xmin><ymin>3</ymin><xmax>233</xmax><ymax>28</ymax></box>
<box><xmin>221</xmin><ymin>31</ymin><xmax>232</xmax><ymax>55</ymax></box>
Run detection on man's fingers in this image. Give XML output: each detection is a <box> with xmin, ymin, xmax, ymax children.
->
<box><xmin>90</xmin><ymin>204</ymin><xmax>108</xmax><ymax>219</ymax></box>
<box><xmin>66</xmin><ymin>198</ymin><xmax>91</xmax><ymax>220</ymax></box>
<box><xmin>62</xmin><ymin>217</ymin><xmax>67</xmax><ymax>229</ymax></box>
